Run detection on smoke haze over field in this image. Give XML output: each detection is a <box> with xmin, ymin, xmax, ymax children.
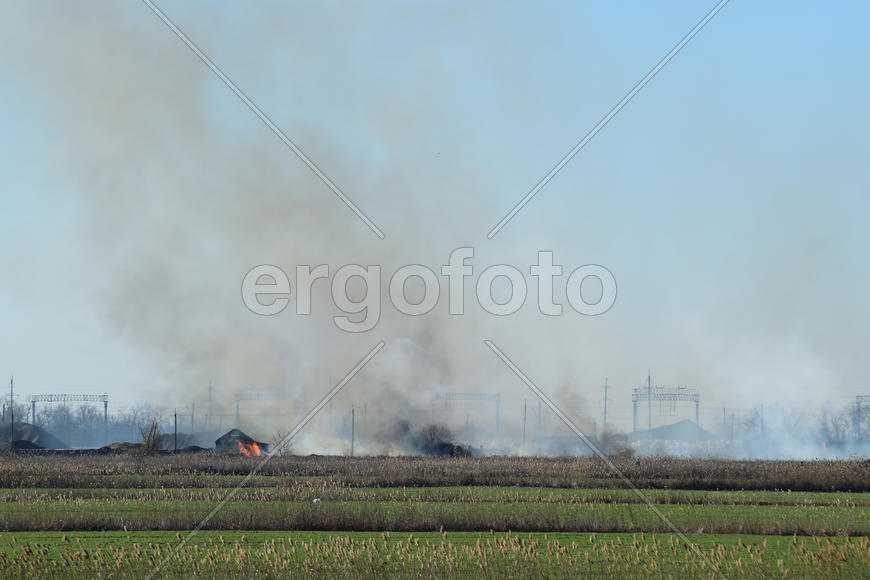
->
<box><xmin>1</xmin><ymin>2</ymin><xmax>869</xmax><ymax>457</ymax></box>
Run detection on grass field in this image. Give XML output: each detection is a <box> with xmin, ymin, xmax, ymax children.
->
<box><xmin>2</xmin><ymin>454</ymin><xmax>869</xmax><ymax>490</ymax></box>
<box><xmin>1</xmin><ymin>531</ymin><xmax>868</xmax><ymax>578</ymax></box>
<box><xmin>2</xmin><ymin>497</ymin><xmax>869</xmax><ymax>535</ymax></box>
<box><xmin>1</xmin><ymin>454</ymin><xmax>869</xmax><ymax>578</ymax></box>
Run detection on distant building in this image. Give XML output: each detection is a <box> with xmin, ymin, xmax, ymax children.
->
<box><xmin>215</xmin><ymin>428</ymin><xmax>269</xmax><ymax>455</ymax></box>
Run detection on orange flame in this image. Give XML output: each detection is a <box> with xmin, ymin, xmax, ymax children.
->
<box><xmin>237</xmin><ymin>440</ymin><xmax>261</xmax><ymax>457</ymax></box>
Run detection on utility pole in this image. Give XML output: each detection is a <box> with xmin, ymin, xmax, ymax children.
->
<box><xmin>8</xmin><ymin>375</ymin><xmax>13</xmax><ymax>450</ymax></box>
<box><xmin>207</xmin><ymin>381</ymin><xmax>212</xmax><ymax>431</ymax></box>
<box><xmin>633</xmin><ymin>402</ymin><xmax>637</xmax><ymax>433</ymax></box>
<box><xmin>760</xmin><ymin>404</ymin><xmax>765</xmax><ymax>436</ymax></box>
<box><xmin>174</xmin><ymin>409</ymin><xmax>178</xmax><ymax>452</ymax></box>
<box><xmin>602</xmin><ymin>377</ymin><xmax>608</xmax><ymax>435</ymax></box>
<box><xmin>191</xmin><ymin>403</ymin><xmax>195</xmax><ymax>434</ymax></box>
<box><xmin>823</xmin><ymin>404</ymin><xmax>830</xmax><ymax>442</ymax></box>
<box><xmin>350</xmin><ymin>406</ymin><xmax>355</xmax><ymax>457</ymax></box>
<box><xmin>522</xmin><ymin>399</ymin><xmax>527</xmax><ymax>448</ymax></box>
<box><xmin>647</xmin><ymin>371</ymin><xmax>652</xmax><ymax>432</ymax></box>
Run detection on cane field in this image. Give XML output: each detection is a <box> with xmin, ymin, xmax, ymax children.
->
<box><xmin>0</xmin><ymin>454</ymin><xmax>869</xmax><ymax>578</ymax></box>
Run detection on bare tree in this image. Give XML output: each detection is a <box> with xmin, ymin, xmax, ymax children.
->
<box><xmin>269</xmin><ymin>430</ymin><xmax>293</xmax><ymax>456</ymax></box>
<box><xmin>139</xmin><ymin>416</ymin><xmax>162</xmax><ymax>455</ymax></box>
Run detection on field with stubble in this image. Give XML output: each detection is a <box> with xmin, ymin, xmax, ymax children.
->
<box><xmin>0</xmin><ymin>454</ymin><xmax>869</xmax><ymax>578</ymax></box>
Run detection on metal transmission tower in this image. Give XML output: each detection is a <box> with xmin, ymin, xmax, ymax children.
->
<box><xmin>235</xmin><ymin>387</ymin><xmax>279</xmax><ymax>426</ymax></box>
<box><xmin>647</xmin><ymin>372</ymin><xmax>651</xmax><ymax>432</ymax></box>
<box><xmin>29</xmin><ymin>394</ymin><xmax>109</xmax><ymax>430</ymax></box>
<box><xmin>8</xmin><ymin>375</ymin><xmax>13</xmax><ymax>449</ymax></box>
<box><xmin>631</xmin><ymin>383</ymin><xmax>699</xmax><ymax>433</ymax></box>
<box><xmin>432</xmin><ymin>393</ymin><xmax>501</xmax><ymax>434</ymax></box>
<box><xmin>856</xmin><ymin>396</ymin><xmax>870</xmax><ymax>442</ymax></box>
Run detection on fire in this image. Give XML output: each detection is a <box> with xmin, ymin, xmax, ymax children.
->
<box><xmin>237</xmin><ymin>440</ymin><xmax>261</xmax><ymax>457</ymax></box>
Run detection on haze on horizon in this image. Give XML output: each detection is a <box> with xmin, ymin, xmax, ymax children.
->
<box><xmin>1</xmin><ymin>1</ymin><xmax>868</xmax><ymax>450</ymax></box>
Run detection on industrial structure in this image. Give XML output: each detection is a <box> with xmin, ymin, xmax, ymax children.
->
<box><xmin>215</xmin><ymin>428</ymin><xmax>269</xmax><ymax>456</ymax></box>
<box><xmin>432</xmin><ymin>392</ymin><xmax>501</xmax><ymax>433</ymax></box>
<box><xmin>631</xmin><ymin>374</ymin><xmax>699</xmax><ymax>433</ymax></box>
<box><xmin>856</xmin><ymin>395</ymin><xmax>870</xmax><ymax>441</ymax></box>
<box><xmin>235</xmin><ymin>387</ymin><xmax>280</xmax><ymax>426</ymax></box>
<box><xmin>29</xmin><ymin>393</ymin><xmax>109</xmax><ymax>430</ymax></box>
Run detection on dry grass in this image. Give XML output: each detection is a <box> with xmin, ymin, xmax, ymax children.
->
<box><xmin>2</xmin><ymin>498</ymin><xmax>869</xmax><ymax>535</ymax></box>
<box><xmin>1</xmin><ymin>454</ymin><xmax>869</xmax><ymax>491</ymax></box>
<box><xmin>1</xmin><ymin>455</ymin><xmax>868</xmax><ymax>576</ymax></box>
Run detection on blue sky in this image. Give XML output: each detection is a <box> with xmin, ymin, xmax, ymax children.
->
<box><xmin>1</xmin><ymin>1</ymin><xmax>869</xmax><ymax>433</ymax></box>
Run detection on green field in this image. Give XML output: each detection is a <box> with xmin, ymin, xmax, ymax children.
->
<box><xmin>1</xmin><ymin>454</ymin><xmax>869</xmax><ymax>578</ymax></box>
<box><xmin>0</xmin><ymin>530</ymin><xmax>868</xmax><ymax>578</ymax></box>
<box><xmin>0</xmin><ymin>531</ymin><xmax>870</xmax><ymax>578</ymax></box>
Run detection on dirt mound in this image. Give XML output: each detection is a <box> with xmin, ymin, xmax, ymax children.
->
<box><xmin>384</xmin><ymin>421</ymin><xmax>472</xmax><ymax>457</ymax></box>
<box><xmin>105</xmin><ymin>441</ymin><xmax>142</xmax><ymax>452</ymax></box>
<box><xmin>0</xmin><ymin>422</ymin><xmax>68</xmax><ymax>449</ymax></box>
<box><xmin>178</xmin><ymin>445</ymin><xmax>209</xmax><ymax>453</ymax></box>
<box><xmin>10</xmin><ymin>440</ymin><xmax>44</xmax><ymax>451</ymax></box>
<box><xmin>631</xmin><ymin>419</ymin><xmax>716</xmax><ymax>442</ymax></box>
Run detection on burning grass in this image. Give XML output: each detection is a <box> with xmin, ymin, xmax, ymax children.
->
<box><xmin>237</xmin><ymin>440</ymin><xmax>262</xmax><ymax>457</ymax></box>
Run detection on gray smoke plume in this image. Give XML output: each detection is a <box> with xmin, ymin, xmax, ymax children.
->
<box><xmin>3</xmin><ymin>3</ymin><xmax>868</xmax><ymax>458</ymax></box>
<box><xmin>0</xmin><ymin>3</ymin><xmax>552</xmax><ymax>452</ymax></box>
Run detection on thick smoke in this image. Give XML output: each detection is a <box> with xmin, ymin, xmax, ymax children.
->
<box><xmin>0</xmin><ymin>2</ymin><xmax>548</xmax><ymax>451</ymax></box>
<box><xmin>3</xmin><ymin>3</ymin><xmax>868</xmax><ymax>458</ymax></box>
<box><xmin>374</xmin><ymin>421</ymin><xmax>471</xmax><ymax>457</ymax></box>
